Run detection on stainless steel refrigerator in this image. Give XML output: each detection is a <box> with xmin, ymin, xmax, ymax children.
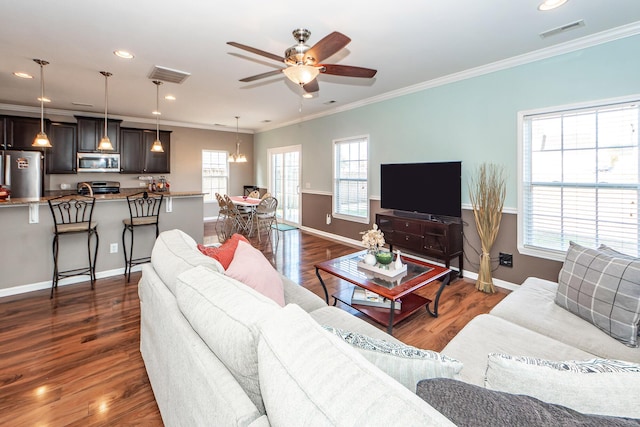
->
<box><xmin>0</xmin><ymin>150</ymin><xmax>44</xmax><ymax>198</ymax></box>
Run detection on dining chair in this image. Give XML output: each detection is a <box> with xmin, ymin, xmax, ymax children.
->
<box><xmin>223</xmin><ymin>194</ymin><xmax>253</xmax><ymax>236</ymax></box>
<box><xmin>215</xmin><ymin>193</ymin><xmax>230</xmax><ymax>242</ymax></box>
<box><xmin>253</xmin><ymin>196</ymin><xmax>279</xmax><ymax>243</ymax></box>
<box><xmin>260</xmin><ymin>192</ymin><xmax>272</xmax><ymax>200</ymax></box>
<box><xmin>247</xmin><ymin>190</ymin><xmax>260</xmax><ymax>199</ymax></box>
<box><xmin>48</xmin><ymin>195</ymin><xmax>99</xmax><ymax>298</ymax></box>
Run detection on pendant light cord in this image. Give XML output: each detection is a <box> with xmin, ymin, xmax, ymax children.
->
<box><xmin>40</xmin><ymin>62</ymin><xmax>45</xmax><ymax>133</ymax></box>
<box><xmin>104</xmin><ymin>73</ymin><xmax>109</xmax><ymax>136</ymax></box>
<box><xmin>156</xmin><ymin>82</ymin><xmax>160</xmax><ymax>140</ymax></box>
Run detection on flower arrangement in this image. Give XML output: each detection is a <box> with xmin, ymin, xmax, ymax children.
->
<box><xmin>360</xmin><ymin>224</ymin><xmax>385</xmax><ymax>252</ymax></box>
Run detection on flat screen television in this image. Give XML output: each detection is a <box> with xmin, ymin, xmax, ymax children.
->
<box><xmin>380</xmin><ymin>161</ymin><xmax>462</xmax><ymax>219</ymax></box>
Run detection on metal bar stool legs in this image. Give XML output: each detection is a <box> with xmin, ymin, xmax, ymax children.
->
<box><xmin>123</xmin><ymin>192</ymin><xmax>163</xmax><ymax>282</ymax></box>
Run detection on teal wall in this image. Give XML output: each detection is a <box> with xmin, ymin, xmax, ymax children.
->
<box><xmin>254</xmin><ymin>34</ymin><xmax>640</xmax><ymax>209</ymax></box>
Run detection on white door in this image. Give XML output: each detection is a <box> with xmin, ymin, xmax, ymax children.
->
<box><xmin>268</xmin><ymin>145</ymin><xmax>301</xmax><ymax>226</ymax></box>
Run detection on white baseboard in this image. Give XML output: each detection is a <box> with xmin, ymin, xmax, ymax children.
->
<box><xmin>0</xmin><ymin>265</ymin><xmax>144</xmax><ymax>298</ymax></box>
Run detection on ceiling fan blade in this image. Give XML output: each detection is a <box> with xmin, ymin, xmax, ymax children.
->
<box><xmin>227</xmin><ymin>41</ymin><xmax>284</xmax><ymax>63</ymax></box>
<box><xmin>239</xmin><ymin>69</ymin><xmax>283</xmax><ymax>83</ymax></box>
<box><xmin>303</xmin><ymin>79</ymin><xmax>319</xmax><ymax>93</ymax></box>
<box><xmin>320</xmin><ymin>64</ymin><xmax>377</xmax><ymax>78</ymax></box>
<box><xmin>305</xmin><ymin>32</ymin><xmax>351</xmax><ymax>64</ymax></box>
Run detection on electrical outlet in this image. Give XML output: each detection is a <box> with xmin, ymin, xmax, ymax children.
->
<box><xmin>110</xmin><ymin>243</ymin><xmax>118</xmax><ymax>253</ymax></box>
<box><xmin>499</xmin><ymin>252</ymin><xmax>513</xmax><ymax>268</ymax></box>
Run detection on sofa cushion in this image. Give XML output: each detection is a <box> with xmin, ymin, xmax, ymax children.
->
<box><xmin>224</xmin><ymin>240</ymin><xmax>285</xmax><ymax>306</ymax></box>
<box><xmin>556</xmin><ymin>241</ymin><xmax>640</xmax><ymax>347</ymax></box>
<box><xmin>490</xmin><ymin>277</ymin><xmax>640</xmax><ymax>363</ymax></box>
<box><xmin>417</xmin><ymin>378</ymin><xmax>640</xmax><ymax>427</ymax></box>
<box><xmin>322</xmin><ymin>325</ymin><xmax>463</xmax><ymax>391</ymax></box>
<box><xmin>176</xmin><ymin>265</ymin><xmax>280</xmax><ymax>415</ymax></box>
<box><xmin>257</xmin><ymin>304</ymin><xmax>456</xmax><ymax>426</ymax></box>
<box><xmin>441</xmin><ymin>314</ymin><xmax>595</xmax><ymax>386</ymax></box>
<box><xmin>151</xmin><ymin>229</ymin><xmax>224</xmax><ymax>295</ymax></box>
<box><xmin>485</xmin><ymin>353</ymin><xmax>640</xmax><ymax>418</ymax></box>
<box><xmin>197</xmin><ymin>233</ymin><xmax>248</xmax><ymax>270</ymax></box>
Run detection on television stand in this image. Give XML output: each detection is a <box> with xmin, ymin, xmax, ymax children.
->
<box><xmin>376</xmin><ymin>211</ymin><xmax>463</xmax><ymax>278</ymax></box>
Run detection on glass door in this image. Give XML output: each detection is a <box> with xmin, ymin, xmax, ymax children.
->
<box><xmin>268</xmin><ymin>145</ymin><xmax>301</xmax><ymax>226</ymax></box>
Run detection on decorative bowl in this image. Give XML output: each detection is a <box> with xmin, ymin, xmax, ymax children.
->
<box><xmin>375</xmin><ymin>251</ymin><xmax>393</xmax><ymax>265</ymax></box>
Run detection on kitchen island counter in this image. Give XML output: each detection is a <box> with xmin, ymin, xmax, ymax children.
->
<box><xmin>0</xmin><ymin>189</ymin><xmax>205</xmax><ymax>206</ymax></box>
<box><xmin>0</xmin><ymin>190</ymin><xmax>205</xmax><ymax>296</ymax></box>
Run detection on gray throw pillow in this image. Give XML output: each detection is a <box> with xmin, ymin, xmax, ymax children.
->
<box><xmin>556</xmin><ymin>241</ymin><xmax>640</xmax><ymax>347</ymax></box>
<box><xmin>416</xmin><ymin>378</ymin><xmax>640</xmax><ymax>427</ymax></box>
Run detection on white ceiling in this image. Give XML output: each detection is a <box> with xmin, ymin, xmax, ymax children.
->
<box><xmin>1</xmin><ymin>1</ymin><xmax>639</xmax><ymax>133</ymax></box>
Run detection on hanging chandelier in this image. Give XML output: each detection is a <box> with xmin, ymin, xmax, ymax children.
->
<box><xmin>229</xmin><ymin>116</ymin><xmax>247</xmax><ymax>163</ymax></box>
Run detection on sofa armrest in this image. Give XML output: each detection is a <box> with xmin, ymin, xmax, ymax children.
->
<box><xmin>281</xmin><ymin>275</ymin><xmax>327</xmax><ymax>312</ymax></box>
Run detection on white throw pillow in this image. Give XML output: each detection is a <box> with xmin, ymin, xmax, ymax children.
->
<box><xmin>485</xmin><ymin>353</ymin><xmax>640</xmax><ymax>418</ymax></box>
<box><xmin>322</xmin><ymin>325</ymin><xmax>462</xmax><ymax>391</ymax></box>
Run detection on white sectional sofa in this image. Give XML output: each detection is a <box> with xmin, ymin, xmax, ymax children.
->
<box><xmin>139</xmin><ymin>230</ymin><xmax>640</xmax><ymax>426</ymax></box>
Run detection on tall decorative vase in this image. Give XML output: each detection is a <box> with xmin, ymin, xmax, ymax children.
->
<box><xmin>469</xmin><ymin>163</ymin><xmax>506</xmax><ymax>294</ymax></box>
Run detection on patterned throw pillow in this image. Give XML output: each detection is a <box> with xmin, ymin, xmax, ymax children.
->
<box><xmin>322</xmin><ymin>325</ymin><xmax>462</xmax><ymax>391</ymax></box>
<box><xmin>485</xmin><ymin>353</ymin><xmax>640</xmax><ymax>418</ymax></box>
<box><xmin>197</xmin><ymin>233</ymin><xmax>249</xmax><ymax>270</ymax></box>
<box><xmin>556</xmin><ymin>241</ymin><xmax>640</xmax><ymax>347</ymax></box>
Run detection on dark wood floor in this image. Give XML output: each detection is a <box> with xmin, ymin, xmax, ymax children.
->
<box><xmin>0</xmin><ymin>225</ymin><xmax>507</xmax><ymax>426</ymax></box>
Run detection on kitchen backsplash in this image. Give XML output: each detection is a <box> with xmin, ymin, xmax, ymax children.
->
<box><xmin>46</xmin><ymin>172</ymin><xmax>172</xmax><ymax>191</ymax></box>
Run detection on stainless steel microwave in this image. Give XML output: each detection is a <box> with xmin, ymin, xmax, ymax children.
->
<box><xmin>77</xmin><ymin>153</ymin><xmax>120</xmax><ymax>172</ymax></box>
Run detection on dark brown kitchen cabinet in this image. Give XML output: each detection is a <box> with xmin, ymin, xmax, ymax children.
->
<box><xmin>46</xmin><ymin>122</ymin><xmax>77</xmax><ymax>174</ymax></box>
<box><xmin>76</xmin><ymin>116</ymin><xmax>121</xmax><ymax>152</ymax></box>
<box><xmin>143</xmin><ymin>130</ymin><xmax>171</xmax><ymax>173</ymax></box>
<box><xmin>120</xmin><ymin>128</ymin><xmax>171</xmax><ymax>174</ymax></box>
<box><xmin>0</xmin><ymin>117</ymin><xmax>5</xmax><ymax>148</ymax></box>
<box><xmin>6</xmin><ymin>116</ymin><xmax>46</xmax><ymax>150</ymax></box>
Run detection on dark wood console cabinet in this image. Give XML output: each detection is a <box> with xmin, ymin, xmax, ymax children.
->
<box><xmin>376</xmin><ymin>211</ymin><xmax>463</xmax><ymax>277</ymax></box>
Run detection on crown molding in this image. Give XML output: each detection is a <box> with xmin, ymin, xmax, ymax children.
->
<box><xmin>258</xmin><ymin>22</ymin><xmax>640</xmax><ymax>133</ymax></box>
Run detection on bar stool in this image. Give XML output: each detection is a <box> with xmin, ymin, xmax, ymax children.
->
<box><xmin>48</xmin><ymin>195</ymin><xmax>99</xmax><ymax>298</ymax></box>
<box><xmin>122</xmin><ymin>191</ymin><xmax>163</xmax><ymax>282</ymax></box>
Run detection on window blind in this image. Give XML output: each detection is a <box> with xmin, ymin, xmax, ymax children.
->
<box><xmin>521</xmin><ymin>101</ymin><xmax>639</xmax><ymax>258</ymax></box>
<box><xmin>202</xmin><ymin>150</ymin><xmax>228</xmax><ymax>202</ymax></box>
<box><xmin>333</xmin><ymin>136</ymin><xmax>369</xmax><ymax>221</ymax></box>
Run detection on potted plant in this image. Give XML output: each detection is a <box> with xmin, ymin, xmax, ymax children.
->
<box><xmin>360</xmin><ymin>224</ymin><xmax>385</xmax><ymax>265</ymax></box>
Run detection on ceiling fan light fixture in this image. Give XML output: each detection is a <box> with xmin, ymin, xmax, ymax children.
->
<box><xmin>283</xmin><ymin>65</ymin><xmax>320</xmax><ymax>86</ymax></box>
<box><xmin>32</xmin><ymin>59</ymin><xmax>52</xmax><ymax>148</ymax></box>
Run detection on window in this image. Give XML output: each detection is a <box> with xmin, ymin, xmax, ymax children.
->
<box><xmin>202</xmin><ymin>150</ymin><xmax>228</xmax><ymax>203</ymax></box>
<box><xmin>519</xmin><ymin>99</ymin><xmax>639</xmax><ymax>260</ymax></box>
<box><xmin>333</xmin><ymin>135</ymin><xmax>369</xmax><ymax>223</ymax></box>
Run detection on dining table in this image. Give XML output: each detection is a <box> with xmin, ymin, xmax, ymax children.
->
<box><xmin>229</xmin><ymin>196</ymin><xmax>261</xmax><ymax>207</ymax></box>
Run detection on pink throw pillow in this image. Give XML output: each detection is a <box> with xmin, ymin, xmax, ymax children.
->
<box><xmin>225</xmin><ymin>240</ymin><xmax>285</xmax><ymax>306</ymax></box>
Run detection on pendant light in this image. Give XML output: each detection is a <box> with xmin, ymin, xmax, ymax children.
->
<box><xmin>150</xmin><ymin>80</ymin><xmax>164</xmax><ymax>153</ymax></box>
<box><xmin>97</xmin><ymin>71</ymin><xmax>114</xmax><ymax>151</ymax></box>
<box><xmin>32</xmin><ymin>59</ymin><xmax>52</xmax><ymax>148</ymax></box>
<box><xmin>229</xmin><ymin>116</ymin><xmax>247</xmax><ymax>163</ymax></box>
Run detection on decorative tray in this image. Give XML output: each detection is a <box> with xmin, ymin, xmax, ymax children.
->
<box><xmin>357</xmin><ymin>261</ymin><xmax>407</xmax><ymax>278</ymax></box>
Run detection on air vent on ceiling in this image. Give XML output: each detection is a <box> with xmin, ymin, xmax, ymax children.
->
<box><xmin>148</xmin><ymin>65</ymin><xmax>191</xmax><ymax>84</ymax></box>
<box><xmin>539</xmin><ymin>19</ymin><xmax>585</xmax><ymax>38</ymax></box>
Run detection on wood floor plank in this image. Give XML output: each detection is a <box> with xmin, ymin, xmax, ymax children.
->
<box><xmin>0</xmin><ymin>226</ymin><xmax>507</xmax><ymax>425</ymax></box>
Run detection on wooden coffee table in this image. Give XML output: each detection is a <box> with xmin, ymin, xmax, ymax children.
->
<box><xmin>315</xmin><ymin>251</ymin><xmax>451</xmax><ymax>335</ymax></box>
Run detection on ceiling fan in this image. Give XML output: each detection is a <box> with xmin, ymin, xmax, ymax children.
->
<box><xmin>227</xmin><ymin>28</ymin><xmax>377</xmax><ymax>94</ymax></box>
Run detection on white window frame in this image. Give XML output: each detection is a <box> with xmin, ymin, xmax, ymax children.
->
<box><xmin>202</xmin><ymin>150</ymin><xmax>228</xmax><ymax>203</ymax></box>
<box><xmin>517</xmin><ymin>95</ymin><xmax>640</xmax><ymax>261</ymax></box>
<box><xmin>332</xmin><ymin>135</ymin><xmax>369</xmax><ymax>224</ymax></box>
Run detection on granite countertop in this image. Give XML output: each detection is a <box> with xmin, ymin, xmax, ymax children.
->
<box><xmin>0</xmin><ymin>188</ymin><xmax>205</xmax><ymax>206</ymax></box>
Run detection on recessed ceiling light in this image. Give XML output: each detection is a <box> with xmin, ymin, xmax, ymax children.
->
<box><xmin>152</xmin><ymin>111</ymin><xmax>161</xmax><ymax>115</ymax></box>
<box><xmin>37</xmin><ymin>97</ymin><xmax>51</xmax><ymax>103</ymax></box>
<box><xmin>302</xmin><ymin>93</ymin><xmax>313</xmax><ymax>99</ymax></box>
<box><xmin>164</xmin><ymin>95</ymin><xmax>176</xmax><ymax>101</ymax></box>
<box><xmin>538</xmin><ymin>0</ymin><xmax>568</xmax><ymax>11</ymax></box>
<box><xmin>14</xmin><ymin>72</ymin><xmax>33</xmax><ymax>79</ymax></box>
<box><xmin>114</xmin><ymin>50</ymin><xmax>134</xmax><ymax>59</ymax></box>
